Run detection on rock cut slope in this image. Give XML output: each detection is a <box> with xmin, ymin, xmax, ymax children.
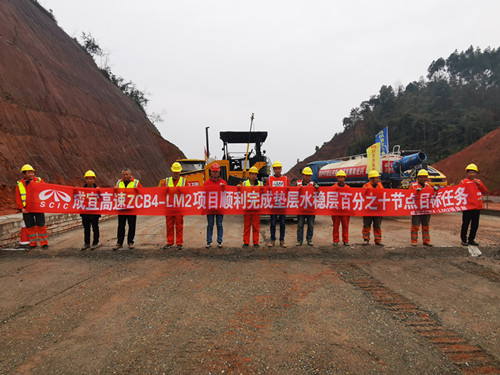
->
<box><xmin>0</xmin><ymin>0</ymin><xmax>184</xmax><ymax>191</ymax></box>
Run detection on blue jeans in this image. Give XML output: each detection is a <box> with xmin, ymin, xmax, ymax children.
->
<box><xmin>270</xmin><ymin>214</ymin><xmax>286</xmax><ymax>242</ymax></box>
<box><xmin>207</xmin><ymin>214</ymin><xmax>224</xmax><ymax>244</ymax></box>
<box><xmin>297</xmin><ymin>215</ymin><xmax>315</xmax><ymax>243</ymax></box>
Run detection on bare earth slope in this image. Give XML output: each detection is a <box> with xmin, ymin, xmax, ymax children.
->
<box><xmin>433</xmin><ymin>126</ymin><xmax>500</xmax><ymax>195</ymax></box>
<box><xmin>0</xmin><ymin>0</ymin><xmax>184</xmax><ymax>193</ymax></box>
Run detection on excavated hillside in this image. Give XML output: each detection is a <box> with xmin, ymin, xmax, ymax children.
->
<box><xmin>0</xmin><ymin>0</ymin><xmax>184</xmax><ymax>211</ymax></box>
<box><xmin>286</xmin><ymin>124</ymin><xmax>367</xmax><ymax>179</ymax></box>
<box><xmin>433</xmin><ymin>126</ymin><xmax>500</xmax><ymax>195</ymax></box>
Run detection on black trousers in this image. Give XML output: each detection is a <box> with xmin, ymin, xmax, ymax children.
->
<box><xmin>23</xmin><ymin>212</ymin><xmax>45</xmax><ymax>228</ymax></box>
<box><xmin>461</xmin><ymin>209</ymin><xmax>481</xmax><ymax>242</ymax></box>
<box><xmin>117</xmin><ymin>215</ymin><xmax>137</xmax><ymax>245</ymax></box>
<box><xmin>82</xmin><ymin>214</ymin><xmax>100</xmax><ymax>245</ymax></box>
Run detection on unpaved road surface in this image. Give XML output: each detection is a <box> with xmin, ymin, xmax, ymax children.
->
<box><xmin>1</xmin><ymin>213</ymin><xmax>499</xmax><ymax>374</ymax></box>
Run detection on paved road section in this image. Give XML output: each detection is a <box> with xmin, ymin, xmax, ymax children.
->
<box><xmin>1</xmin><ymin>215</ymin><xmax>499</xmax><ymax>374</ymax></box>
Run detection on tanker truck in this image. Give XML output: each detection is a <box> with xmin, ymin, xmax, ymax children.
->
<box><xmin>309</xmin><ymin>145</ymin><xmax>447</xmax><ymax>188</ymax></box>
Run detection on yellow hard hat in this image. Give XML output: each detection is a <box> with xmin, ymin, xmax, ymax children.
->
<box><xmin>466</xmin><ymin>163</ymin><xmax>478</xmax><ymax>172</ymax></box>
<box><xmin>368</xmin><ymin>170</ymin><xmax>380</xmax><ymax>179</ymax></box>
<box><xmin>417</xmin><ymin>169</ymin><xmax>428</xmax><ymax>177</ymax></box>
<box><xmin>272</xmin><ymin>161</ymin><xmax>283</xmax><ymax>168</ymax></box>
<box><xmin>302</xmin><ymin>167</ymin><xmax>313</xmax><ymax>175</ymax></box>
<box><xmin>84</xmin><ymin>170</ymin><xmax>96</xmax><ymax>178</ymax></box>
<box><xmin>336</xmin><ymin>170</ymin><xmax>347</xmax><ymax>177</ymax></box>
<box><xmin>21</xmin><ymin>164</ymin><xmax>35</xmax><ymax>172</ymax></box>
<box><xmin>171</xmin><ymin>162</ymin><xmax>182</xmax><ymax>173</ymax></box>
<box><xmin>248</xmin><ymin>166</ymin><xmax>259</xmax><ymax>174</ymax></box>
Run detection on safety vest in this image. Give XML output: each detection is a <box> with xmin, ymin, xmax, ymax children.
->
<box><xmin>243</xmin><ymin>179</ymin><xmax>263</xmax><ymax>187</ymax></box>
<box><xmin>116</xmin><ymin>179</ymin><xmax>140</xmax><ymax>188</ymax></box>
<box><xmin>165</xmin><ymin>176</ymin><xmax>186</xmax><ymax>187</ymax></box>
<box><xmin>410</xmin><ymin>181</ymin><xmax>430</xmax><ymax>190</ymax></box>
<box><xmin>17</xmin><ymin>177</ymin><xmax>42</xmax><ymax>207</ymax></box>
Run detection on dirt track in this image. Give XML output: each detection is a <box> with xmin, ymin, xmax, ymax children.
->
<box><xmin>1</xmin><ymin>214</ymin><xmax>499</xmax><ymax>374</ymax></box>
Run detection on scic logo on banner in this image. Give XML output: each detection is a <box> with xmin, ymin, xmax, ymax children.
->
<box><xmin>39</xmin><ymin>189</ymin><xmax>72</xmax><ymax>209</ymax></box>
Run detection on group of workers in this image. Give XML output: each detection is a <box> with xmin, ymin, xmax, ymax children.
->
<box><xmin>15</xmin><ymin>161</ymin><xmax>487</xmax><ymax>250</ymax></box>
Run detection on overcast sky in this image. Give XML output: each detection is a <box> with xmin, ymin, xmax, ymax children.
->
<box><xmin>39</xmin><ymin>0</ymin><xmax>500</xmax><ymax>171</ymax></box>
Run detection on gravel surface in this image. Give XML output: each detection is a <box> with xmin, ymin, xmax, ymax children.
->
<box><xmin>1</xmin><ymin>214</ymin><xmax>499</xmax><ymax>374</ymax></box>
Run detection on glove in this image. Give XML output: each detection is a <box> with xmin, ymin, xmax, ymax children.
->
<box><xmin>417</xmin><ymin>187</ymin><xmax>422</xmax><ymax>191</ymax></box>
<box><xmin>313</xmin><ymin>182</ymin><xmax>320</xmax><ymax>188</ymax></box>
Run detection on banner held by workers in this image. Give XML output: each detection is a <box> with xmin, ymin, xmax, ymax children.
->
<box><xmin>25</xmin><ymin>183</ymin><xmax>483</xmax><ymax>217</ymax></box>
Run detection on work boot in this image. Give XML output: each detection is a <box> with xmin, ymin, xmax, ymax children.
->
<box><xmin>128</xmin><ymin>243</ymin><xmax>134</xmax><ymax>249</ymax></box>
<box><xmin>280</xmin><ymin>241</ymin><xmax>287</xmax><ymax>248</ymax></box>
<box><xmin>363</xmin><ymin>240</ymin><xmax>369</xmax><ymax>246</ymax></box>
<box><xmin>206</xmin><ymin>242</ymin><xmax>212</xmax><ymax>248</ymax></box>
<box><xmin>333</xmin><ymin>242</ymin><xmax>339</xmax><ymax>246</ymax></box>
<box><xmin>91</xmin><ymin>243</ymin><xmax>99</xmax><ymax>250</ymax></box>
<box><xmin>242</xmin><ymin>244</ymin><xmax>249</xmax><ymax>248</ymax></box>
<box><xmin>411</xmin><ymin>242</ymin><xmax>418</xmax><ymax>247</ymax></box>
<box><xmin>217</xmin><ymin>242</ymin><xmax>223</xmax><ymax>248</ymax></box>
<box><xmin>296</xmin><ymin>241</ymin><xmax>302</xmax><ymax>246</ymax></box>
<box><xmin>163</xmin><ymin>244</ymin><xmax>173</xmax><ymax>250</ymax></box>
<box><xmin>423</xmin><ymin>243</ymin><xmax>433</xmax><ymax>247</ymax></box>
<box><xmin>468</xmin><ymin>240</ymin><xmax>479</xmax><ymax>246</ymax></box>
<box><xmin>177</xmin><ymin>245</ymin><xmax>183</xmax><ymax>250</ymax></box>
<box><xmin>112</xmin><ymin>243</ymin><xmax>122</xmax><ymax>251</ymax></box>
<box><xmin>460</xmin><ymin>241</ymin><xmax>468</xmax><ymax>246</ymax></box>
<box><xmin>268</xmin><ymin>241</ymin><xmax>275</xmax><ymax>247</ymax></box>
<box><xmin>254</xmin><ymin>244</ymin><xmax>260</xmax><ymax>248</ymax></box>
<box><xmin>343</xmin><ymin>242</ymin><xmax>350</xmax><ymax>247</ymax></box>
<box><xmin>375</xmin><ymin>242</ymin><xmax>384</xmax><ymax>247</ymax></box>
<box><xmin>81</xmin><ymin>244</ymin><xmax>90</xmax><ymax>251</ymax></box>
<box><xmin>42</xmin><ymin>244</ymin><xmax>49</xmax><ymax>249</ymax></box>
<box><xmin>307</xmin><ymin>241</ymin><xmax>314</xmax><ymax>246</ymax></box>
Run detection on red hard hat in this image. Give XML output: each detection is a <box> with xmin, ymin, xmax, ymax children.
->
<box><xmin>210</xmin><ymin>163</ymin><xmax>220</xmax><ymax>171</ymax></box>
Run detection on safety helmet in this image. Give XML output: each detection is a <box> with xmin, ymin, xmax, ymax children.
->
<box><xmin>417</xmin><ymin>169</ymin><xmax>429</xmax><ymax>177</ymax></box>
<box><xmin>368</xmin><ymin>170</ymin><xmax>380</xmax><ymax>179</ymax></box>
<box><xmin>272</xmin><ymin>161</ymin><xmax>283</xmax><ymax>168</ymax></box>
<box><xmin>84</xmin><ymin>170</ymin><xmax>96</xmax><ymax>178</ymax></box>
<box><xmin>21</xmin><ymin>164</ymin><xmax>35</xmax><ymax>172</ymax></box>
<box><xmin>248</xmin><ymin>166</ymin><xmax>259</xmax><ymax>174</ymax></box>
<box><xmin>336</xmin><ymin>170</ymin><xmax>347</xmax><ymax>177</ymax></box>
<box><xmin>210</xmin><ymin>163</ymin><xmax>221</xmax><ymax>172</ymax></box>
<box><xmin>465</xmin><ymin>163</ymin><xmax>478</xmax><ymax>172</ymax></box>
<box><xmin>302</xmin><ymin>167</ymin><xmax>313</xmax><ymax>175</ymax></box>
<box><xmin>171</xmin><ymin>162</ymin><xmax>182</xmax><ymax>173</ymax></box>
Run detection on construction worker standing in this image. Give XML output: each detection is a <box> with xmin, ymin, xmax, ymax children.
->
<box><xmin>16</xmin><ymin>164</ymin><xmax>49</xmax><ymax>249</ymax></box>
<box><xmin>242</xmin><ymin>166</ymin><xmax>262</xmax><ymax>248</ymax></box>
<box><xmin>296</xmin><ymin>167</ymin><xmax>317</xmax><ymax>246</ymax></box>
<box><xmin>204</xmin><ymin>163</ymin><xmax>227</xmax><ymax>248</ymax></box>
<box><xmin>266</xmin><ymin>161</ymin><xmax>290</xmax><ymax>247</ymax></box>
<box><xmin>409</xmin><ymin>169</ymin><xmax>433</xmax><ymax>247</ymax></box>
<box><xmin>362</xmin><ymin>170</ymin><xmax>384</xmax><ymax>246</ymax></box>
<box><xmin>113</xmin><ymin>168</ymin><xmax>142</xmax><ymax>250</ymax></box>
<box><xmin>163</xmin><ymin>162</ymin><xmax>186</xmax><ymax>249</ymax></box>
<box><xmin>460</xmin><ymin>164</ymin><xmax>487</xmax><ymax>246</ymax></box>
<box><xmin>81</xmin><ymin>170</ymin><xmax>100</xmax><ymax>250</ymax></box>
<box><xmin>332</xmin><ymin>170</ymin><xmax>351</xmax><ymax>246</ymax></box>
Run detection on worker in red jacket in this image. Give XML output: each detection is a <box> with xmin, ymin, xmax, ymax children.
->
<box><xmin>162</xmin><ymin>162</ymin><xmax>186</xmax><ymax>250</ymax></box>
<box><xmin>242</xmin><ymin>166</ymin><xmax>262</xmax><ymax>248</ymax></box>
<box><xmin>16</xmin><ymin>164</ymin><xmax>49</xmax><ymax>249</ymax></box>
<box><xmin>362</xmin><ymin>170</ymin><xmax>384</xmax><ymax>246</ymax></box>
<box><xmin>332</xmin><ymin>170</ymin><xmax>351</xmax><ymax>246</ymax></box>
<box><xmin>204</xmin><ymin>163</ymin><xmax>228</xmax><ymax>248</ymax></box>
<box><xmin>113</xmin><ymin>168</ymin><xmax>143</xmax><ymax>250</ymax></box>
<box><xmin>266</xmin><ymin>161</ymin><xmax>290</xmax><ymax>247</ymax></box>
<box><xmin>460</xmin><ymin>163</ymin><xmax>487</xmax><ymax>246</ymax></box>
<box><xmin>409</xmin><ymin>169</ymin><xmax>433</xmax><ymax>246</ymax></box>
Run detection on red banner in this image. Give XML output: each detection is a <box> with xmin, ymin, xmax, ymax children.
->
<box><xmin>25</xmin><ymin>183</ymin><xmax>482</xmax><ymax>216</ymax></box>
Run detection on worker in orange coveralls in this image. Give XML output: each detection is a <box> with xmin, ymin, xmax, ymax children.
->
<box><xmin>460</xmin><ymin>163</ymin><xmax>487</xmax><ymax>246</ymax></box>
<box><xmin>16</xmin><ymin>164</ymin><xmax>49</xmax><ymax>249</ymax></box>
<box><xmin>242</xmin><ymin>166</ymin><xmax>263</xmax><ymax>248</ymax></box>
<box><xmin>409</xmin><ymin>169</ymin><xmax>433</xmax><ymax>247</ymax></box>
<box><xmin>331</xmin><ymin>170</ymin><xmax>351</xmax><ymax>247</ymax></box>
<box><xmin>362</xmin><ymin>170</ymin><xmax>385</xmax><ymax>246</ymax></box>
<box><xmin>160</xmin><ymin>162</ymin><xmax>186</xmax><ymax>250</ymax></box>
